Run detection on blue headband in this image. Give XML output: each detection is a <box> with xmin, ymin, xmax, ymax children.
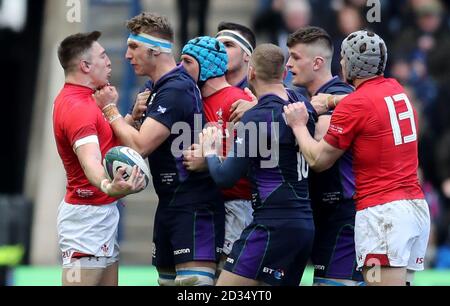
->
<box><xmin>128</xmin><ymin>33</ymin><xmax>173</xmax><ymax>53</ymax></box>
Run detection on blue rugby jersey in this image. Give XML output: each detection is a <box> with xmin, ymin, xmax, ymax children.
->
<box><xmin>235</xmin><ymin>77</ymin><xmax>248</xmax><ymax>90</ymax></box>
<box><xmin>308</xmin><ymin>76</ymin><xmax>356</xmax><ymax>204</ymax></box>
<box><xmin>145</xmin><ymin>65</ymin><xmax>222</xmax><ymax>207</ymax></box>
<box><xmin>127</xmin><ymin>80</ymin><xmax>154</xmax><ymax>116</ymax></box>
<box><xmin>207</xmin><ymin>90</ymin><xmax>317</xmax><ymax>219</ymax></box>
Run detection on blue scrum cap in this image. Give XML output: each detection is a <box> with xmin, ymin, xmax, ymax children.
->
<box><xmin>182</xmin><ymin>36</ymin><xmax>228</xmax><ymax>83</ymax></box>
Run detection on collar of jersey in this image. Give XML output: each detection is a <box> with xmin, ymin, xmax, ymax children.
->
<box><xmin>152</xmin><ymin>65</ymin><xmax>183</xmax><ymax>91</ymax></box>
<box><xmin>258</xmin><ymin>93</ymin><xmax>291</xmax><ymax>106</ymax></box>
<box><xmin>64</xmin><ymin>83</ymin><xmax>95</xmax><ymax>94</ymax></box>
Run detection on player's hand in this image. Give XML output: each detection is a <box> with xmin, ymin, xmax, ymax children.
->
<box><xmin>107</xmin><ymin>166</ymin><xmax>146</xmax><ymax>197</ymax></box>
<box><xmin>94</xmin><ymin>85</ymin><xmax>119</xmax><ymax>109</ymax></box>
<box><xmin>132</xmin><ymin>89</ymin><xmax>151</xmax><ymax>121</ymax></box>
<box><xmin>284</xmin><ymin>102</ymin><xmax>309</xmax><ymax>129</ymax></box>
<box><xmin>182</xmin><ymin>144</ymin><xmax>208</xmax><ymax>172</ymax></box>
<box><xmin>310</xmin><ymin>93</ymin><xmax>331</xmax><ymax>115</ymax></box>
<box><xmin>200</xmin><ymin>127</ymin><xmax>222</xmax><ymax>157</ymax></box>
<box><xmin>229</xmin><ymin>88</ymin><xmax>257</xmax><ymax>123</ymax></box>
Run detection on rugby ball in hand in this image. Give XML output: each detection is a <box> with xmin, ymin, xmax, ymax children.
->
<box><xmin>103</xmin><ymin>146</ymin><xmax>150</xmax><ymax>188</ymax></box>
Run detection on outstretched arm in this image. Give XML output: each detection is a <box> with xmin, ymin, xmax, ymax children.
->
<box><xmin>94</xmin><ymin>86</ymin><xmax>170</xmax><ymax>158</ymax></box>
<box><xmin>311</xmin><ymin>93</ymin><xmax>348</xmax><ymax>115</ymax></box>
<box><xmin>201</xmin><ymin>127</ymin><xmax>249</xmax><ymax>188</ymax></box>
<box><xmin>284</xmin><ymin>103</ymin><xmax>344</xmax><ymax>172</ymax></box>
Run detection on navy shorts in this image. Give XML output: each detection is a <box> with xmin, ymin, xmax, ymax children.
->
<box><xmin>311</xmin><ymin>198</ymin><xmax>363</xmax><ymax>282</ymax></box>
<box><xmin>152</xmin><ymin>203</ymin><xmax>225</xmax><ymax>268</ymax></box>
<box><xmin>224</xmin><ymin>218</ymin><xmax>314</xmax><ymax>286</ymax></box>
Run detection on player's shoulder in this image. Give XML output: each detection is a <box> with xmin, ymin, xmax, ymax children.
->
<box><xmin>55</xmin><ymin>92</ymin><xmax>97</xmax><ymax>117</ymax></box>
<box><xmin>222</xmin><ymin>86</ymin><xmax>252</xmax><ymax>106</ymax></box>
<box><xmin>241</xmin><ymin>95</ymin><xmax>279</xmax><ymax>123</ymax></box>
<box><xmin>340</xmin><ymin>90</ymin><xmax>368</xmax><ymax>106</ymax></box>
<box><xmin>155</xmin><ymin>78</ymin><xmax>197</xmax><ymax>106</ymax></box>
<box><xmin>225</xmin><ymin>86</ymin><xmax>248</xmax><ymax>97</ymax></box>
<box><xmin>157</xmin><ymin>67</ymin><xmax>196</xmax><ymax>93</ymax></box>
<box><xmin>241</xmin><ymin>103</ymin><xmax>265</xmax><ymax>124</ymax></box>
<box><xmin>326</xmin><ymin>79</ymin><xmax>354</xmax><ymax>95</ymax></box>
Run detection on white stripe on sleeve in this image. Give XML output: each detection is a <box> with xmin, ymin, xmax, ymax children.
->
<box><xmin>74</xmin><ymin>135</ymin><xmax>99</xmax><ymax>150</ymax></box>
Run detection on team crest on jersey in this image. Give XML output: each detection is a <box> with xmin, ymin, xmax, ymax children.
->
<box><xmin>158</xmin><ymin>106</ymin><xmax>167</xmax><ymax>114</ymax></box>
<box><xmin>101</xmin><ymin>244</ymin><xmax>109</xmax><ymax>255</ymax></box>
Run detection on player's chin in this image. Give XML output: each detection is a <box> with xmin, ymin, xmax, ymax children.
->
<box><xmin>291</xmin><ymin>79</ymin><xmax>302</xmax><ymax>88</ymax></box>
<box><xmin>98</xmin><ymin>80</ymin><xmax>110</xmax><ymax>89</ymax></box>
<box><xmin>132</xmin><ymin>66</ymin><xmax>144</xmax><ymax>76</ymax></box>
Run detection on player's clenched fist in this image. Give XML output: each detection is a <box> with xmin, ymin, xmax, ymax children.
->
<box><xmin>94</xmin><ymin>85</ymin><xmax>119</xmax><ymax>108</ymax></box>
<box><xmin>283</xmin><ymin>102</ymin><xmax>309</xmax><ymax>129</ymax></box>
<box><xmin>200</xmin><ymin>126</ymin><xmax>222</xmax><ymax>156</ymax></box>
<box><xmin>132</xmin><ymin>89</ymin><xmax>151</xmax><ymax>121</ymax></box>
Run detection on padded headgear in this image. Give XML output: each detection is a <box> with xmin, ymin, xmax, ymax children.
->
<box><xmin>341</xmin><ymin>30</ymin><xmax>388</xmax><ymax>80</ymax></box>
<box><xmin>182</xmin><ymin>36</ymin><xmax>228</xmax><ymax>83</ymax></box>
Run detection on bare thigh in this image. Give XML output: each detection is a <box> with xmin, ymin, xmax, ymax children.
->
<box><xmin>99</xmin><ymin>262</ymin><xmax>119</xmax><ymax>286</ymax></box>
<box><xmin>62</xmin><ymin>267</ymin><xmax>104</xmax><ymax>286</ymax></box>
<box><xmin>362</xmin><ymin>266</ymin><xmax>407</xmax><ymax>286</ymax></box>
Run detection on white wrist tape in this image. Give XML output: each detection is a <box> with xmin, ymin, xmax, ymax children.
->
<box><xmin>100</xmin><ymin>179</ymin><xmax>112</xmax><ymax>194</ymax></box>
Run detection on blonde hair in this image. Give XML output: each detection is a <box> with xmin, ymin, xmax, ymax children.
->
<box><xmin>126</xmin><ymin>12</ymin><xmax>174</xmax><ymax>42</ymax></box>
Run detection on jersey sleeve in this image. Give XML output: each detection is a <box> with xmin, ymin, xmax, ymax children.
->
<box><xmin>146</xmin><ymin>87</ymin><xmax>194</xmax><ymax>129</ymax></box>
<box><xmin>64</xmin><ymin>102</ymin><xmax>99</xmax><ymax>148</ymax></box>
<box><xmin>323</xmin><ymin>96</ymin><xmax>367</xmax><ymax>151</ymax></box>
<box><xmin>206</xmin><ymin>102</ymin><xmax>253</xmax><ymax>188</ymax></box>
<box><xmin>206</xmin><ymin>154</ymin><xmax>249</xmax><ymax>188</ymax></box>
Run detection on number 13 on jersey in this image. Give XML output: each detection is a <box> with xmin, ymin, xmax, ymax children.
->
<box><xmin>384</xmin><ymin>93</ymin><xmax>417</xmax><ymax>146</ymax></box>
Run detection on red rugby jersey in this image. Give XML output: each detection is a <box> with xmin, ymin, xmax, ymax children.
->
<box><xmin>203</xmin><ymin>86</ymin><xmax>252</xmax><ymax>201</ymax></box>
<box><xmin>53</xmin><ymin>83</ymin><xmax>120</xmax><ymax>205</ymax></box>
<box><xmin>324</xmin><ymin>77</ymin><xmax>424</xmax><ymax>210</ymax></box>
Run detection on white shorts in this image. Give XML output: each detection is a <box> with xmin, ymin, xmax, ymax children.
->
<box><xmin>355</xmin><ymin>199</ymin><xmax>430</xmax><ymax>271</ymax></box>
<box><xmin>57</xmin><ymin>200</ymin><xmax>120</xmax><ymax>269</ymax></box>
<box><xmin>223</xmin><ymin>199</ymin><xmax>253</xmax><ymax>255</ymax></box>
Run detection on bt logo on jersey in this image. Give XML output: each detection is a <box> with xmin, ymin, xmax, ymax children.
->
<box><xmin>263</xmin><ymin>267</ymin><xmax>285</xmax><ymax>280</ymax></box>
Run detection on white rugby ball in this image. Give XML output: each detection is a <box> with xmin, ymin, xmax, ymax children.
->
<box><xmin>103</xmin><ymin>146</ymin><xmax>150</xmax><ymax>188</ymax></box>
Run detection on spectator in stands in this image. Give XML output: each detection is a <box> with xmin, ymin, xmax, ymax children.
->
<box><xmin>176</xmin><ymin>0</ymin><xmax>210</xmax><ymax>45</ymax></box>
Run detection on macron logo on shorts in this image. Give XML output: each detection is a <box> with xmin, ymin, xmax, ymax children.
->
<box><xmin>174</xmin><ymin>248</ymin><xmax>191</xmax><ymax>256</ymax></box>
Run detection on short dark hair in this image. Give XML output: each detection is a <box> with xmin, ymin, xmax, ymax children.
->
<box><xmin>126</xmin><ymin>12</ymin><xmax>174</xmax><ymax>42</ymax></box>
<box><xmin>287</xmin><ymin>26</ymin><xmax>333</xmax><ymax>53</ymax></box>
<box><xmin>251</xmin><ymin>44</ymin><xmax>285</xmax><ymax>82</ymax></box>
<box><xmin>217</xmin><ymin>21</ymin><xmax>256</xmax><ymax>49</ymax></box>
<box><xmin>57</xmin><ymin>31</ymin><xmax>101</xmax><ymax>73</ymax></box>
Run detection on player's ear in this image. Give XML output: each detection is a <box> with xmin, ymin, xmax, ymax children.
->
<box><xmin>151</xmin><ymin>49</ymin><xmax>161</xmax><ymax>56</ymax></box>
<box><xmin>243</xmin><ymin>52</ymin><xmax>251</xmax><ymax>64</ymax></box>
<box><xmin>313</xmin><ymin>56</ymin><xmax>324</xmax><ymax>71</ymax></box>
<box><xmin>248</xmin><ymin>65</ymin><xmax>256</xmax><ymax>81</ymax></box>
<box><xmin>282</xmin><ymin>67</ymin><xmax>288</xmax><ymax>81</ymax></box>
<box><xmin>80</xmin><ymin>60</ymin><xmax>90</xmax><ymax>73</ymax></box>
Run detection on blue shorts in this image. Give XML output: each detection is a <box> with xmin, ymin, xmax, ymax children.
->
<box><xmin>224</xmin><ymin>218</ymin><xmax>314</xmax><ymax>286</ymax></box>
<box><xmin>311</xmin><ymin>198</ymin><xmax>363</xmax><ymax>282</ymax></box>
<box><xmin>152</xmin><ymin>203</ymin><xmax>225</xmax><ymax>268</ymax></box>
